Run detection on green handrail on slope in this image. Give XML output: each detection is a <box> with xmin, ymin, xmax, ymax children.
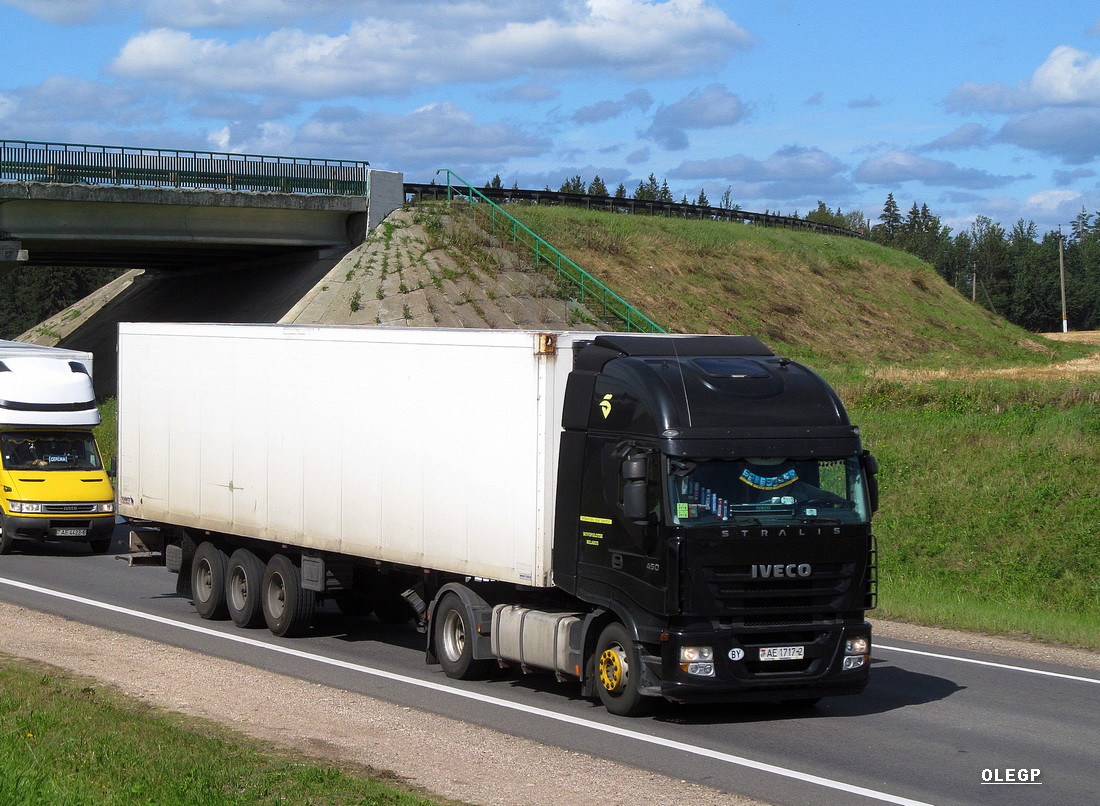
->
<box><xmin>434</xmin><ymin>169</ymin><xmax>666</xmax><ymax>334</ymax></box>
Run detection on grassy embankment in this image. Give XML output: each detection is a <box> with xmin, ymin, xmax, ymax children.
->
<box><xmin>497</xmin><ymin>204</ymin><xmax>1099</xmax><ymax>648</ymax></box>
<box><xmin>0</xmin><ymin>658</ymin><xmax>441</xmax><ymax>806</ymax></box>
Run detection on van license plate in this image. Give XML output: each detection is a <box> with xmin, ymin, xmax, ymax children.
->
<box><xmin>760</xmin><ymin>646</ymin><xmax>804</xmax><ymax>661</ymax></box>
<box><xmin>53</xmin><ymin>528</ymin><xmax>88</xmax><ymax>537</ymax></box>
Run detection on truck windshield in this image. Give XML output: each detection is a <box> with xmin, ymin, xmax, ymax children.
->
<box><xmin>1</xmin><ymin>432</ymin><xmax>103</xmax><ymax>472</ymax></box>
<box><xmin>668</xmin><ymin>457</ymin><xmax>869</xmax><ymax>526</ymax></box>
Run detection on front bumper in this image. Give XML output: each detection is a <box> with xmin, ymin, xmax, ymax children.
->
<box><xmin>659</xmin><ymin>622</ymin><xmax>872</xmax><ymax>704</ymax></box>
<box><xmin>2</xmin><ymin>513</ymin><xmax>115</xmax><ymax>543</ymax></box>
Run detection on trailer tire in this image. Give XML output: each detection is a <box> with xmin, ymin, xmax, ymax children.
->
<box><xmin>594</xmin><ymin>622</ymin><xmax>653</xmax><ymax>717</ymax></box>
<box><xmin>434</xmin><ymin>593</ymin><xmax>492</xmax><ymax>680</ymax></box>
<box><xmin>262</xmin><ymin>554</ymin><xmax>315</xmax><ymax>637</ymax></box>
<box><xmin>192</xmin><ymin>542</ymin><xmax>229</xmax><ymax>620</ymax></box>
<box><xmin>226</xmin><ymin>548</ymin><xmax>266</xmax><ymax>628</ymax></box>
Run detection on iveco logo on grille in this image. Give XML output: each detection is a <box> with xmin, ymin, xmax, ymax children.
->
<box><xmin>751</xmin><ymin>563</ymin><xmax>812</xmax><ymax>578</ymax></box>
<box><xmin>49</xmin><ymin>505</ymin><xmax>89</xmax><ymax>512</ymax></box>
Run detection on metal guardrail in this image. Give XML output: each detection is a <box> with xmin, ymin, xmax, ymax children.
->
<box><xmin>406</xmin><ymin>183</ymin><xmax>868</xmax><ymax>240</ymax></box>
<box><xmin>1</xmin><ymin>139</ymin><xmax>370</xmax><ymax>196</ymax></box>
<box><xmin>432</xmin><ymin>170</ymin><xmax>666</xmax><ymax>333</ymax></box>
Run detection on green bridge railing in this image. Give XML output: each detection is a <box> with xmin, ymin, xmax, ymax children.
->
<box><xmin>435</xmin><ymin>169</ymin><xmax>666</xmax><ymax>334</ymax></box>
<box><xmin>0</xmin><ymin>139</ymin><xmax>370</xmax><ymax>196</ymax></box>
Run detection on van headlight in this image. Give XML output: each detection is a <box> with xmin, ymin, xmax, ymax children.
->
<box><xmin>8</xmin><ymin>501</ymin><xmax>42</xmax><ymax>514</ymax></box>
<box><xmin>94</xmin><ymin>502</ymin><xmax>114</xmax><ymax>514</ymax></box>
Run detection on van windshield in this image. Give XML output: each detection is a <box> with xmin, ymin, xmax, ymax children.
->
<box><xmin>1</xmin><ymin>432</ymin><xmax>103</xmax><ymax>471</ymax></box>
<box><xmin>668</xmin><ymin>457</ymin><xmax>869</xmax><ymax>526</ymax></box>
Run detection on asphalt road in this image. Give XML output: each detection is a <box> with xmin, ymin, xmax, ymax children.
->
<box><xmin>0</xmin><ymin>531</ymin><xmax>1097</xmax><ymax>806</ymax></box>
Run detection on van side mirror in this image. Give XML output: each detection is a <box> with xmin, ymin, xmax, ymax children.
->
<box><xmin>109</xmin><ymin>456</ymin><xmax>118</xmax><ymax>479</ymax></box>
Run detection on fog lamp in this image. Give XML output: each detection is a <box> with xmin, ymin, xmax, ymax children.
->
<box><xmin>843</xmin><ymin>655</ymin><xmax>866</xmax><ymax>670</ymax></box>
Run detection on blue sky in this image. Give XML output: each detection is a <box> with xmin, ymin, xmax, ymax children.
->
<box><xmin>2</xmin><ymin>1</ymin><xmax>1100</xmax><ymax>235</ymax></box>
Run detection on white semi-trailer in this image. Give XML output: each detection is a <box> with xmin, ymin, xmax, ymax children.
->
<box><xmin>117</xmin><ymin>322</ymin><xmax>878</xmax><ymax>715</ymax></box>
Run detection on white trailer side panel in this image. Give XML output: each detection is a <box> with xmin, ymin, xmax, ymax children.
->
<box><xmin>117</xmin><ymin>323</ymin><xmax>581</xmax><ymax>586</ymax></box>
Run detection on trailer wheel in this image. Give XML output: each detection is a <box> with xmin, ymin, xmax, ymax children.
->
<box><xmin>226</xmin><ymin>548</ymin><xmax>266</xmax><ymax>628</ymax></box>
<box><xmin>262</xmin><ymin>554</ymin><xmax>315</xmax><ymax>637</ymax></box>
<box><xmin>434</xmin><ymin>594</ymin><xmax>492</xmax><ymax>680</ymax></box>
<box><xmin>594</xmin><ymin>622</ymin><xmax>653</xmax><ymax>717</ymax></box>
<box><xmin>191</xmin><ymin>542</ymin><xmax>229</xmax><ymax>620</ymax></box>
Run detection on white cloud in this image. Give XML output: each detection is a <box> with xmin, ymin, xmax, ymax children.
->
<box><xmin>292</xmin><ymin>101</ymin><xmax>552</xmax><ymax>172</ymax></box>
<box><xmin>947</xmin><ymin>45</ymin><xmax>1100</xmax><ymax>113</ymax></box>
<box><xmin>854</xmin><ymin>150</ymin><xmax>1013</xmax><ymax>190</ymax></box>
<box><xmin>644</xmin><ymin>84</ymin><xmax>745</xmax><ymax>150</ymax></box>
<box><xmin>109</xmin><ymin>0</ymin><xmax>750</xmax><ymax>97</ymax></box>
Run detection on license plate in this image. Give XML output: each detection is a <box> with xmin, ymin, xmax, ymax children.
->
<box><xmin>53</xmin><ymin>528</ymin><xmax>88</xmax><ymax>537</ymax></box>
<box><xmin>759</xmin><ymin>646</ymin><xmax>805</xmax><ymax>661</ymax></box>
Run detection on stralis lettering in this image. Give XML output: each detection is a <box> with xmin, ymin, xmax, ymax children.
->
<box><xmin>752</xmin><ymin>563</ymin><xmax>812</xmax><ymax>579</ymax></box>
<box><xmin>733</xmin><ymin>526</ymin><xmax>842</xmax><ymax>538</ymax></box>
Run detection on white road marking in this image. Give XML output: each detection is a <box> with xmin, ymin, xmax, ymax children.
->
<box><xmin>875</xmin><ymin>644</ymin><xmax>1100</xmax><ymax>685</ymax></box>
<box><xmin>20</xmin><ymin>575</ymin><xmax>1083</xmax><ymax>806</ymax></box>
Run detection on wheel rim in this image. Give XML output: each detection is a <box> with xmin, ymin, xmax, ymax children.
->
<box><xmin>440</xmin><ymin>609</ymin><xmax>466</xmax><ymax>662</ymax></box>
<box><xmin>228</xmin><ymin>566</ymin><xmax>248</xmax><ymax>611</ymax></box>
<box><xmin>195</xmin><ymin>560</ymin><xmax>214</xmax><ymax>603</ymax></box>
<box><xmin>599</xmin><ymin>643</ymin><xmax>628</xmax><ymax>694</ymax></box>
<box><xmin>266</xmin><ymin>572</ymin><xmax>286</xmax><ymax>620</ymax></box>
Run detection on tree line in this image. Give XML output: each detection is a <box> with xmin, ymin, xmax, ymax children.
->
<box><xmin>0</xmin><ymin>266</ymin><xmax>123</xmax><ymax>341</ymax></box>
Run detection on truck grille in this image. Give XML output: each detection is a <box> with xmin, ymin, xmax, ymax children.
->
<box><xmin>702</xmin><ymin>562</ymin><xmax>855</xmax><ymax>626</ymax></box>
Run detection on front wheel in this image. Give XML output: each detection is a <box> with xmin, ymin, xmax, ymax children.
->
<box><xmin>0</xmin><ymin>517</ymin><xmax>14</xmax><ymax>555</ymax></box>
<box><xmin>594</xmin><ymin>622</ymin><xmax>654</xmax><ymax>717</ymax></box>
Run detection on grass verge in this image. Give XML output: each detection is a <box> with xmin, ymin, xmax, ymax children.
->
<box><xmin>0</xmin><ymin>657</ymin><xmax>444</xmax><ymax>806</ymax></box>
<box><xmin>842</xmin><ymin>377</ymin><xmax>1100</xmax><ymax>648</ymax></box>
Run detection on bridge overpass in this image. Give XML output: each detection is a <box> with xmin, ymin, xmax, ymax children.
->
<box><xmin>1</xmin><ymin>141</ymin><xmax>405</xmax><ymax>393</ymax></box>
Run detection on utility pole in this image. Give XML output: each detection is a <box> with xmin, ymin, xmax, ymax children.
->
<box><xmin>1058</xmin><ymin>228</ymin><xmax>1069</xmax><ymax>332</ymax></box>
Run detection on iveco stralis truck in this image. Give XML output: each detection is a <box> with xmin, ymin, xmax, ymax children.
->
<box><xmin>0</xmin><ymin>341</ymin><xmax>115</xmax><ymax>554</ymax></box>
<box><xmin>117</xmin><ymin>323</ymin><xmax>878</xmax><ymax>716</ymax></box>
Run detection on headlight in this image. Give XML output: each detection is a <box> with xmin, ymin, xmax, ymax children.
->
<box><xmin>679</xmin><ymin>646</ymin><xmax>713</xmax><ymax>662</ymax></box>
<box><xmin>8</xmin><ymin>501</ymin><xmax>43</xmax><ymax>514</ymax></box>
<box><xmin>679</xmin><ymin>646</ymin><xmax>715</xmax><ymax>676</ymax></box>
<box><xmin>845</xmin><ymin>637</ymin><xmax>869</xmax><ymax>655</ymax></box>
<box><xmin>95</xmin><ymin>502</ymin><xmax>114</xmax><ymax>514</ymax></box>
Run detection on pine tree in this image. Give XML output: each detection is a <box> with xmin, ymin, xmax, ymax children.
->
<box><xmin>588</xmin><ymin>175</ymin><xmax>609</xmax><ymax>197</ymax></box>
<box><xmin>559</xmin><ymin>175</ymin><xmax>585</xmax><ymax>194</ymax></box>
<box><xmin>875</xmin><ymin>193</ymin><xmax>902</xmax><ymax>244</ymax></box>
<box><xmin>614</xmin><ymin>183</ymin><xmax>627</xmax><ymax>199</ymax></box>
<box><xmin>696</xmin><ymin>188</ymin><xmax>709</xmax><ymax>207</ymax></box>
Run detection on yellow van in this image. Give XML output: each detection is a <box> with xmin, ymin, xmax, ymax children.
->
<box><xmin>0</xmin><ymin>342</ymin><xmax>114</xmax><ymax>554</ymax></box>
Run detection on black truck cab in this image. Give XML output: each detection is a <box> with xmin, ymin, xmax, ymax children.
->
<box><xmin>554</xmin><ymin>334</ymin><xmax>877</xmax><ymax>710</ymax></box>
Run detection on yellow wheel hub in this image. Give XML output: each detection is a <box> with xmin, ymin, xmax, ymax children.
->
<box><xmin>599</xmin><ymin>646</ymin><xmax>626</xmax><ymax>692</ymax></box>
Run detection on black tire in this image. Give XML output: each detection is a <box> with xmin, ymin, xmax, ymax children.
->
<box><xmin>334</xmin><ymin>590</ymin><xmax>374</xmax><ymax>618</ymax></box>
<box><xmin>594</xmin><ymin>622</ymin><xmax>654</xmax><ymax>717</ymax></box>
<box><xmin>262</xmin><ymin>554</ymin><xmax>315</xmax><ymax>637</ymax></box>
<box><xmin>433</xmin><ymin>593</ymin><xmax>492</xmax><ymax>680</ymax></box>
<box><xmin>0</xmin><ymin>517</ymin><xmax>14</xmax><ymax>555</ymax></box>
<box><xmin>88</xmin><ymin>537</ymin><xmax>112</xmax><ymax>554</ymax></box>
<box><xmin>191</xmin><ymin>541</ymin><xmax>229</xmax><ymax>620</ymax></box>
<box><xmin>226</xmin><ymin>548</ymin><xmax>266</xmax><ymax>628</ymax></box>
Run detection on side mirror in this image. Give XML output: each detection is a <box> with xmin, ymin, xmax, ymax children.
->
<box><xmin>621</xmin><ymin>455</ymin><xmax>648</xmax><ymax>481</ymax></box>
<box><xmin>862</xmin><ymin>451</ymin><xmax>879</xmax><ymax>513</ymax></box>
<box><xmin>622</xmin><ymin>480</ymin><xmax>649</xmax><ymax>522</ymax></box>
<box><xmin>109</xmin><ymin>456</ymin><xmax>118</xmax><ymax>479</ymax></box>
